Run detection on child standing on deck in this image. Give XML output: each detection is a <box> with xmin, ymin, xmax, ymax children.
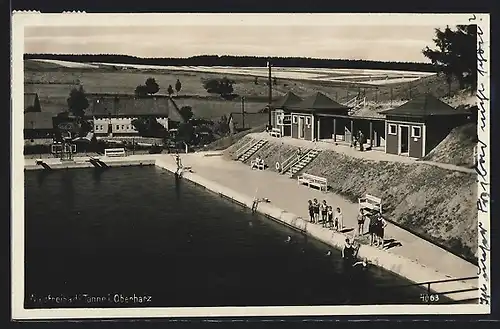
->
<box><xmin>334</xmin><ymin>207</ymin><xmax>343</xmax><ymax>231</ymax></box>
<box><xmin>327</xmin><ymin>206</ymin><xmax>334</xmax><ymax>229</ymax></box>
<box><xmin>308</xmin><ymin>200</ymin><xmax>314</xmax><ymax>223</ymax></box>
<box><xmin>313</xmin><ymin>199</ymin><xmax>320</xmax><ymax>224</ymax></box>
<box><xmin>320</xmin><ymin>200</ymin><xmax>328</xmax><ymax>227</ymax></box>
<box><xmin>357</xmin><ymin>209</ymin><xmax>366</xmax><ymax>236</ymax></box>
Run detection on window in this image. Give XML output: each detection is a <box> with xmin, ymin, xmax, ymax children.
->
<box><xmin>127</xmin><ymin>125</ymin><xmax>130</xmax><ymax>130</ymax></box>
<box><xmin>388</xmin><ymin>124</ymin><xmax>397</xmax><ymax>135</ymax></box>
<box><xmin>122</xmin><ymin>125</ymin><xmax>125</xmax><ymax>130</ymax></box>
<box><xmin>116</xmin><ymin>125</ymin><xmax>120</xmax><ymax>130</ymax></box>
<box><xmin>277</xmin><ymin>114</ymin><xmax>283</xmax><ymax>125</ymax></box>
<box><xmin>305</xmin><ymin>117</ymin><xmax>311</xmax><ymax>126</ymax></box>
<box><xmin>292</xmin><ymin>115</ymin><xmax>297</xmax><ymax>124</ymax></box>
<box><xmin>412</xmin><ymin>126</ymin><xmax>421</xmax><ymax>138</ymax></box>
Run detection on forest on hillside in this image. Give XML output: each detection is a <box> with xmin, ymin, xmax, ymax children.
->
<box><xmin>24</xmin><ymin>54</ymin><xmax>436</xmax><ymax>72</ymax></box>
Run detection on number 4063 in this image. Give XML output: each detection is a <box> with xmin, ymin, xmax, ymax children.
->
<box><xmin>420</xmin><ymin>294</ymin><xmax>439</xmax><ymax>303</ymax></box>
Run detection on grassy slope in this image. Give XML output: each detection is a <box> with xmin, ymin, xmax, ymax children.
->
<box><xmin>225</xmin><ymin>137</ymin><xmax>477</xmax><ymax>263</ymax></box>
<box><xmin>422</xmin><ymin>123</ymin><xmax>477</xmax><ymax>167</ymax></box>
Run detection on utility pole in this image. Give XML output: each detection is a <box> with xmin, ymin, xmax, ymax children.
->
<box><xmin>267</xmin><ymin>59</ymin><xmax>272</xmax><ymax>128</ymax></box>
<box><xmin>241</xmin><ymin>96</ymin><xmax>245</xmax><ymax>130</ymax></box>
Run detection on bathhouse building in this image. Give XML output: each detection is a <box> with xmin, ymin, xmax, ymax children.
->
<box><xmin>380</xmin><ymin>94</ymin><xmax>473</xmax><ymax>158</ymax></box>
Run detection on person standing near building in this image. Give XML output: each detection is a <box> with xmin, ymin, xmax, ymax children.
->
<box><xmin>358</xmin><ymin>131</ymin><xmax>365</xmax><ymax>152</ymax></box>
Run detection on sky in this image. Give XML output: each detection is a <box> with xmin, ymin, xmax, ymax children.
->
<box><xmin>24</xmin><ymin>25</ymin><xmax>443</xmax><ymax>63</ymax></box>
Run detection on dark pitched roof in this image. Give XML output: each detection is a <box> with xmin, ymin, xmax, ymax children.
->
<box><xmin>290</xmin><ymin>92</ymin><xmax>350</xmax><ymax>113</ymax></box>
<box><xmin>380</xmin><ymin>94</ymin><xmax>471</xmax><ymax>117</ymax></box>
<box><xmin>84</xmin><ymin>96</ymin><xmax>172</xmax><ymax>117</ymax></box>
<box><xmin>273</xmin><ymin>91</ymin><xmax>303</xmax><ymax>109</ymax></box>
<box><xmin>24</xmin><ymin>112</ymin><xmax>54</xmax><ymax>130</ymax></box>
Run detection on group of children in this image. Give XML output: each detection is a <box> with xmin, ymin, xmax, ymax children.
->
<box><xmin>307</xmin><ymin>199</ymin><xmax>344</xmax><ymax>231</ymax></box>
<box><xmin>307</xmin><ymin>198</ymin><xmax>388</xmax><ymax>249</ymax></box>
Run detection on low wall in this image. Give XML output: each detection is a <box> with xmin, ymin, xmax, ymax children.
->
<box><xmin>154</xmin><ymin>158</ymin><xmax>478</xmax><ymax>303</ymax></box>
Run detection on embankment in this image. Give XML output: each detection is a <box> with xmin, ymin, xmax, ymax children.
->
<box><xmin>421</xmin><ymin>123</ymin><xmax>477</xmax><ymax>168</ymax></box>
<box><xmin>225</xmin><ymin>137</ymin><xmax>478</xmax><ymax>264</ymax></box>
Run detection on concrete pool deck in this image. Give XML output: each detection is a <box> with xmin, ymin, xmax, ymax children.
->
<box><xmin>23</xmin><ymin>152</ymin><xmax>479</xmax><ymax>302</ymax></box>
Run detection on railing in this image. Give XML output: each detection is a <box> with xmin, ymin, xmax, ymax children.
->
<box><xmin>233</xmin><ymin>139</ymin><xmax>255</xmax><ymax>160</ymax></box>
<box><xmin>279</xmin><ymin>153</ymin><xmax>298</xmax><ymax>173</ymax></box>
<box><xmin>378</xmin><ymin>276</ymin><xmax>479</xmax><ymax>304</ymax></box>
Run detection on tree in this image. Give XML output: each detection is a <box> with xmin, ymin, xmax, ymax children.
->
<box><xmin>135</xmin><ymin>85</ymin><xmax>148</xmax><ymax>97</ymax></box>
<box><xmin>175</xmin><ymin>79</ymin><xmax>182</xmax><ymax>95</ymax></box>
<box><xmin>167</xmin><ymin>84</ymin><xmax>174</xmax><ymax>96</ymax></box>
<box><xmin>67</xmin><ymin>85</ymin><xmax>89</xmax><ymax>118</ymax></box>
<box><xmin>131</xmin><ymin>117</ymin><xmax>167</xmax><ymax>137</ymax></box>
<box><xmin>202</xmin><ymin>77</ymin><xmax>234</xmax><ymax>97</ymax></box>
<box><xmin>145</xmin><ymin>77</ymin><xmax>160</xmax><ymax>95</ymax></box>
<box><xmin>422</xmin><ymin>25</ymin><xmax>476</xmax><ymax>91</ymax></box>
<box><xmin>214</xmin><ymin>114</ymin><xmax>230</xmax><ymax>136</ymax></box>
<box><xmin>176</xmin><ymin>122</ymin><xmax>195</xmax><ymax>144</ymax></box>
<box><xmin>179</xmin><ymin>106</ymin><xmax>194</xmax><ymax>122</ymax></box>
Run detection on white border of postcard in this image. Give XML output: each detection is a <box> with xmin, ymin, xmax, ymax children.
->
<box><xmin>11</xmin><ymin>13</ymin><xmax>491</xmax><ymax>320</ymax></box>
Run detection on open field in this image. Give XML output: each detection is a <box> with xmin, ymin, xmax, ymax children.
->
<box><xmin>29</xmin><ymin>59</ymin><xmax>435</xmax><ymax>85</ymax></box>
<box><xmin>24</xmin><ymin>59</ymin><xmax>464</xmax><ymax>123</ymax></box>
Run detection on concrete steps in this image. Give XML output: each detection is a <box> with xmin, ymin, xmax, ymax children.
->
<box><xmin>285</xmin><ymin>149</ymin><xmax>321</xmax><ymax>177</ymax></box>
<box><xmin>237</xmin><ymin>139</ymin><xmax>268</xmax><ymax>162</ymax></box>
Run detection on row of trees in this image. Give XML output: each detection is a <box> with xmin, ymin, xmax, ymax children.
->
<box><xmin>134</xmin><ymin>77</ymin><xmax>182</xmax><ymax>97</ymax></box>
<box><xmin>25</xmin><ymin>53</ymin><xmax>437</xmax><ymax>72</ymax></box>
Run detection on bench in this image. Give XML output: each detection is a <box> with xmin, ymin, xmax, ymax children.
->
<box><xmin>297</xmin><ymin>173</ymin><xmax>328</xmax><ymax>192</ymax></box>
<box><xmin>358</xmin><ymin>194</ymin><xmax>382</xmax><ymax>213</ymax></box>
<box><xmin>104</xmin><ymin>148</ymin><xmax>126</xmax><ymax>157</ymax></box>
<box><xmin>269</xmin><ymin>128</ymin><xmax>282</xmax><ymax>138</ymax></box>
<box><xmin>251</xmin><ymin>159</ymin><xmax>266</xmax><ymax>170</ymax></box>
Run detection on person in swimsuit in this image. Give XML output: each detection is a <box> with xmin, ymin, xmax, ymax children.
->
<box><xmin>369</xmin><ymin>212</ymin><xmax>378</xmax><ymax>246</ymax></box>
<box><xmin>334</xmin><ymin>207</ymin><xmax>343</xmax><ymax>231</ymax></box>
<box><xmin>357</xmin><ymin>209</ymin><xmax>366</xmax><ymax>236</ymax></box>
<box><xmin>308</xmin><ymin>200</ymin><xmax>314</xmax><ymax>223</ymax></box>
<box><xmin>342</xmin><ymin>238</ymin><xmax>355</xmax><ymax>268</ymax></box>
<box><xmin>320</xmin><ymin>200</ymin><xmax>328</xmax><ymax>227</ymax></box>
<box><xmin>327</xmin><ymin>206</ymin><xmax>334</xmax><ymax>229</ymax></box>
<box><xmin>376</xmin><ymin>214</ymin><xmax>387</xmax><ymax>248</ymax></box>
<box><xmin>313</xmin><ymin>199</ymin><xmax>320</xmax><ymax>224</ymax></box>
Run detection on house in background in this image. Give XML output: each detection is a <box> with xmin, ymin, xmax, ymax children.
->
<box><xmin>380</xmin><ymin>94</ymin><xmax>473</xmax><ymax>158</ymax></box>
<box><xmin>84</xmin><ymin>95</ymin><xmax>184</xmax><ymax>137</ymax></box>
<box><xmin>24</xmin><ymin>112</ymin><xmax>55</xmax><ymax>139</ymax></box>
<box><xmin>24</xmin><ymin>93</ymin><xmax>41</xmax><ymax>113</ymax></box>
